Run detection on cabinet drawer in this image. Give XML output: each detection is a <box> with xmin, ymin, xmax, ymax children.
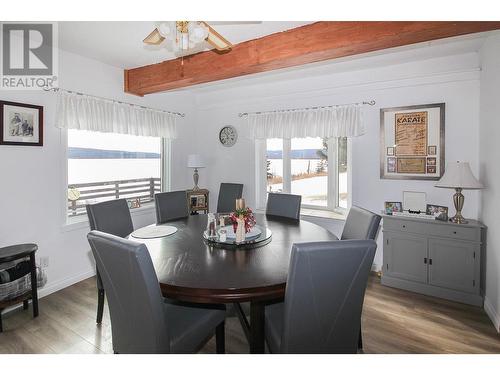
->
<box><xmin>383</xmin><ymin>217</ymin><xmax>480</xmax><ymax>241</ymax></box>
<box><xmin>428</xmin><ymin>225</ymin><xmax>480</xmax><ymax>242</ymax></box>
<box><xmin>383</xmin><ymin>218</ymin><xmax>432</xmax><ymax>236</ymax></box>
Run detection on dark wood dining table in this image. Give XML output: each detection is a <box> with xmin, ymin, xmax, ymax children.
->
<box><xmin>134</xmin><ymin>213</ymin><xmax>337</xmax><ymax>353</ymax></box>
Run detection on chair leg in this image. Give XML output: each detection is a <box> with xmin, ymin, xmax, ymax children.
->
<box><xmin>96</xmin><ymin>288</ymin><xmax>105</xmax><ymax>324</ymax></box>
<box><xmin>23</xmin><ymin>300</ymin><xmax>29</xmax><ymax>310</ymax></box>
<box><xmin>215</xmin><ymin>321</ymin><xmax>225</xmax><ymax>354</ymax></box>
<box><xmin>358</xmin><ymin>325</ymin><xmax>363</xmax><ymax>351</ymax></box>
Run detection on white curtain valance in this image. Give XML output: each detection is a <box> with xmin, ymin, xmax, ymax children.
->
<box><xmin>55</xmin><ymin>91</ymin><xmax>178</xmax><ymax>139</ymax></box>
<box><xmin>246</xmin><ymin>104</ymin><xmax>364</xmax><ymax>139</ymax></box>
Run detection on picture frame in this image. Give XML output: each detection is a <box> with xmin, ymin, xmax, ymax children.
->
<box><xmin>380</xmin><ymin>103</ymin><xmax>445</xmax><ymax>180</ymax></box>
<box><xmin>384</xmin><ymin>201</ymin><xmax>403</xmax><ymax>215</ymax></box>
<box><xmin>0</xmin><ymin>100</ymin><xmax>44</xmax><ymax>146</ymax></box>
<box><xmin>403</xmin><ymin>191</ymin><xmax>427</xmax><ymax>212</ymax></box>
<box><xmin>426</xmin><ymin>204</ymin><xmax>449</xmax><ymax>221</ymax></box>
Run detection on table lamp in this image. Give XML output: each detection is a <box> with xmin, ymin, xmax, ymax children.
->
<box><xmin>187</xmin><ymin>154</ymin><xmax>205</xmax><ymax>191</ymax></box>
<box><xmin>435</xmin><ymin>161</ymin><xmax>483</xmax><ymax>224</ymax></box>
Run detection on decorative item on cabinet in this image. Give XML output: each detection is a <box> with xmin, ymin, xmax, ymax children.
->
<box><xmin>435</xmin><ymin>161</ymin><xmax>484</xmax><ymax>224</ymax></box>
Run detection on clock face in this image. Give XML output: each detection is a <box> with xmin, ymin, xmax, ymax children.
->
<box><xmin>219</xmin><ymin>126</ymin><xmax>238</xmax><ymax>147</ymax></box>
<box><xmin>68</xmin><ymin>188</ymin><xmax>81</xmax><ymax>201</ymax></box>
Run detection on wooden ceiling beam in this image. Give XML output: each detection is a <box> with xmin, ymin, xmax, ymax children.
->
<box><xmin>125</xmin><ymin>21</ymin><xmax>500</xmax><ymax>96</ymax></box>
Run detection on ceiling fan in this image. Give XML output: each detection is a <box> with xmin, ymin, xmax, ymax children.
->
<box><xmin>143</xmin><ymin>21</ymin><xmax>234</xmax><ymax>54</ymax></box>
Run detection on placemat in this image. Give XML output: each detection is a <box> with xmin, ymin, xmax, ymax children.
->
<box><xmin>131</xmin><ymin>225</ymin><xmax>178</xmax><ymax>239</ymax></box>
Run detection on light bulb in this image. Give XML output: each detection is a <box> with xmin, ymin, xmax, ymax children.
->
<box><xmin>191</xmin><ymin>25</ymin><xmax>208</xmax><ymax>42</ymax></box>
<box><xmin>158</xmin><ymin>22</ymin><xmax>171</xmax><ymax>37</ymax></box>
<box><xmin>182</xmin><ymin>33</ymin><xmax>189</xmax><ymax>50</ymax></box>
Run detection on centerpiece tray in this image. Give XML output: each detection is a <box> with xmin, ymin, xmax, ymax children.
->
<box><xmin>203</xmin><ymin>225</ymin><xmax>272</xmax><ymax>250</ymax></box>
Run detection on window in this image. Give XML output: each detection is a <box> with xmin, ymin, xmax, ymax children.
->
<box><xmin>264</xmin><ymin>137</ymin><xmax>348</xmax><ymax>212</ymax></box>
<box><xmin>67</xmin><ymin>129</ymin><xmax>167</xmax><ymax>217</ymax></box>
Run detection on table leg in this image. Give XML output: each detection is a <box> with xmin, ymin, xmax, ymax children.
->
<box><xmin>29</xmin><ymin>254</ymin><xmax>39</xmax><ymax>318</ymax></box>
<box><xmin>250</xmin><ymin>301</ymin><xmax>265</xmax><ymax>354</ymax></box>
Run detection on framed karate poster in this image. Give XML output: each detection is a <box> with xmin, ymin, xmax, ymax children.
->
<box><xmin>380</xmin><ymin>103</ymin><xmax>445</xmax><ymax>180</ymax></box>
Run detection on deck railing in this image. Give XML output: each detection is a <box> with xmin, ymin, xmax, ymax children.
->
<box><xmin>67</xmin><ymin>177</ymin><xmax>161</xmax><ymax>217</ymax></box>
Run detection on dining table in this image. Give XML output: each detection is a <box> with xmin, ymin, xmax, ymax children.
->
<box><xmin>131</xmin><ymin>213</ymin><xmax>338</xmax><ymax>353</ymax></box>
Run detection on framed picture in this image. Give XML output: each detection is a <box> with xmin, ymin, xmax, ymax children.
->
<box><xmin>0</xmin><ymin>100</ymin><xmax>43</xmax><ymax>146</ymax></box>
<box><xmin>387</xmin><ymin>157</ymin><xmax>396</xmax><ymax>173</ymax></box>
<box><xmin>384</xmin><ymin>201</ymin><xmax>403</xmax><ymax>215</ymax></box>
<box><xmin>426</xmin><ymin>204</ymin><xmax>448</xmax><ymax>221</ymax></box>
<box><xmin>380</xmin><ymin>103</ymin><xmax>445</xmax><ymax>180</ymax></box>
<box><xmin>403</xmin><ymin>191</ymin><xmax>427</xmax><ymax>212</ymax></box>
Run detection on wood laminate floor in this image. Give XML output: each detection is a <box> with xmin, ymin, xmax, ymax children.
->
<box><xmin>0</xmin><ymin>275</ymin><xmax>499</xmax><ymax>354</ymax></box>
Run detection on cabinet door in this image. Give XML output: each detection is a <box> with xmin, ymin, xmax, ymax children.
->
<box><xmin>384</xmin><ymin>232</ymin><xmax>428</xmax><ymax>283</ymax></box>
<box><xmin>428</xmin><ymin>239</ymin><xmax>478</xmax><ymax>294</ymax></box>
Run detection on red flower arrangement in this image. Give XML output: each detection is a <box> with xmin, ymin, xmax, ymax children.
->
<box><xmin>229</xmin><ymin>207</ymin><xmax>256</xmax><ymax>233</ymax></box>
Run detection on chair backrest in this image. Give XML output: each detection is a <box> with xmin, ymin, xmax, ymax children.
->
<box><xmin>341</xmin><ymin>205</ymin><xmax>381</xmax><ymax>240</ymax></box>
<box><xmin>266</xmin><ymin>193</ymin><xmax>301</xmax><ymax>220</ymax></box>
<box><xmin>86</xmin><ymin>199</ymin><xmax>134</xmax><ymax>238</ymax></box>
<box><xmin>216</xmin><ymin>183</ymin><xmax>244</xmax><ymax>213</ymax></box>
<box><xmin>280</xmin><ymin>240</ymin><xmax>377</xmax><ymax>354</ymax></box>
<box><xmin>154</xmin><ymin>191</ymin><xmax>188</xmax><ymax>224</ymax></box>
<box><xmin>87</xmin><ymin>231</ymin><xmax>170</xmax><ymax>354</ymax></box>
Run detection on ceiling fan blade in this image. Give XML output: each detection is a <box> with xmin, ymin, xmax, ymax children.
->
<box><xmin>201</xmin><ymin>21</ymin><xmax>233</xmax><ymax>51</ymax></box>
<box><xmin>143</xmin><ymin>28</ymin><xmax>165</xmax><ymax>45</ymax></box>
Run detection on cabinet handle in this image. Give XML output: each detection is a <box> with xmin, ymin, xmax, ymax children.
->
<box><xmin>424</xmin><ymin>258</ymin><xmax>427</xmax><ymax>264</ymax></box>
<box><xmin>402</xmin><ymin>225</ymin><xmax>406</xmax><ymax>229</ymax></box>
<box><xmin>429</xmin><ymin>258</ymin><xmax>433</xmax><ymax>265</ymax></box>
<box><xmin>453</xmin><ymin>231</ymin><xmax>457</xmax><ymax>234</ymax></box>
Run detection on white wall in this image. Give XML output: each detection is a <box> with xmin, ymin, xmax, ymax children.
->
<box><xmin>0</xmin><ymin>48</ymin><xmax>196</xmax><ymax>297</ymax></box>
<box><xmin>191</xmin><ymin>50</ymin><xmax>482</xmax><ymax>269</ymax></box>
<box><xmin>479</xmin><ymin>33</ymin><xmax>500</xmax><ymax>332</ymax></box>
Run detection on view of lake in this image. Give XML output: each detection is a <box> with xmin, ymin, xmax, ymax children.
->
<box><xmin>68</xmin><ymin>159</ymin><xmax>160</xmax><ymax>184</ymax></box>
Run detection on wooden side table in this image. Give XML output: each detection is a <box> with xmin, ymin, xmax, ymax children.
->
<box><xmin>186</xmin><ymin>189</ymin><xmax>209</xmax><ymax>215</ymax></box>
<box><xmin>0</xmin><ymin>243</ymin><xmax>39</xmax><ymax>332</ymax></box>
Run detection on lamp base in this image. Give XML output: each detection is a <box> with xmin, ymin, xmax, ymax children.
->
<box><xmin>450</xmin><ymin>188</ymin><xmax>468</xmax><ymax>224</ymax></box>
<box><xmin>450</xmin><ymin>213</ymin><xmax>468</xmax><ymax>224</ymax></box>
<box><xmin>192</xmin><ymin>168</ymin><xmax>200</xmax><ymax>191</ymax></box>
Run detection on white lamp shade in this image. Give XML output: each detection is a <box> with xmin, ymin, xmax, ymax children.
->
<box><xmin>435</xmin><ymin>161</ymin><xmax>483</xmax><ymax>189</ymax></box>
<box><xmin>187</xmin><ymin>154</ymin><xmax>205</xmax><ymax>168</ymax></box>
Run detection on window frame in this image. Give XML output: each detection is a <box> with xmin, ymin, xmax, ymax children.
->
<box><xmin>257</xmin><ymin>136</ymin><xmax>350</xmax><ymax>214</ymax></box>
<box><xmin>62</xmin><ymin>128</ymin><xmax>171</xmax><ymax>225</ymax></box>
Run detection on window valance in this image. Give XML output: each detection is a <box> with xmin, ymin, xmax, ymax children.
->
<box><xmin>246</xmin><ymin>104</ymin><xmax>364</xmax><ymax>139</ymax></box>
<box><xmin>55</xmin><ymin>91</ymin><xmax>178</xmax><ymax>139</ymax></box>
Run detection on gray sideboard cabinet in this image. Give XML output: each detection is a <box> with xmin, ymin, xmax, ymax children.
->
<box><xmin>381</xmin><ymin>215</ymin><xmax>485</xmax><ymax>306</ymax></box>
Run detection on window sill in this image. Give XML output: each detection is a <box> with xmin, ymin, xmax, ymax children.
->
<box><xmin>300</xmin><ymin>208</ymin><xmax>346</xmax><ymax>221</ymax></box>
<box><xmin>61</xmin><ymin>202</ymin><xmax>156</xmax><ymax>233</ymax></box>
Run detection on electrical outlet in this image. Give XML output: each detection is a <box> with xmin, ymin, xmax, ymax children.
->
<box><xmin>40</xmin><ymin>256</ymin><xmax>49</xmax><ymax>268</ymax></box>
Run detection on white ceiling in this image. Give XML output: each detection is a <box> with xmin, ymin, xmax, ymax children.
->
<box><xmin>58</xmin><ymin>21</ymin><xmax>313</xmax><ymax>69</ymax></box>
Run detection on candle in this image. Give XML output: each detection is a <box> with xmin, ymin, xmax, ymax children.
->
<box><xmin>235</xmin><ymin>198</ymin><xmax>246</xmax><ymax>210</ymax></box>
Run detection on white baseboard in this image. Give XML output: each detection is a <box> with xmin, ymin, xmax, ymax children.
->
<box><xmin>371</xmin><ymin>263</ymin><xmax>382</xmax><ymax>272</ymax></box>
<box><xmin>484</xmin><ymin>297</ymin><xmax>500</xmax><ymax>333</ymax></box>
<box><xmin>38</xmin><ymin>269</ymin><xmax>95</xmax><ymax>299</ymax></box>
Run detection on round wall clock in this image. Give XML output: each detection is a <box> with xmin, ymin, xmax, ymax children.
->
<box><xmin>219</xmin><ymin>125</ymin><xmax>238</xmax><ymax>147</ymax></box>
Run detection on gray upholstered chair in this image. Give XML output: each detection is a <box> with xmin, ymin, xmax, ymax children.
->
<box><xmin>341</xmin><ymin>205</ymin><xmax>381</xmax><ymax>241</ymax></box>
<box><xmin>87</xmin><ymin>230</ymin><xmax>226</xmax><ymax>354</ymax></box>
<box><xmin>86</xmin><ymin>199</ymin><xmax>134</xmax><ymax>324</ymax></box>
<box><xmin>216</xmin><ymin>183</ymin><xmax>244</xmax><ymax>213</ymax></box>
<box><xmin>340</xmin><ymin>205</ymin><xmax>381</xmax><ymax>350</ymax></box>
<box><xmin>266</xmin><ymin>192</ymin><xmax>301</xmax><ymax>220</ymax></box>
<box><xmin>265</xmin><ymin>240</ymin><xmax>377</xmax><ymax>354</ymax></box>
<box><xmin>154</xmin><ymin>191</ymin><xmax>188</xmax><ymax>224</ymax></box>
